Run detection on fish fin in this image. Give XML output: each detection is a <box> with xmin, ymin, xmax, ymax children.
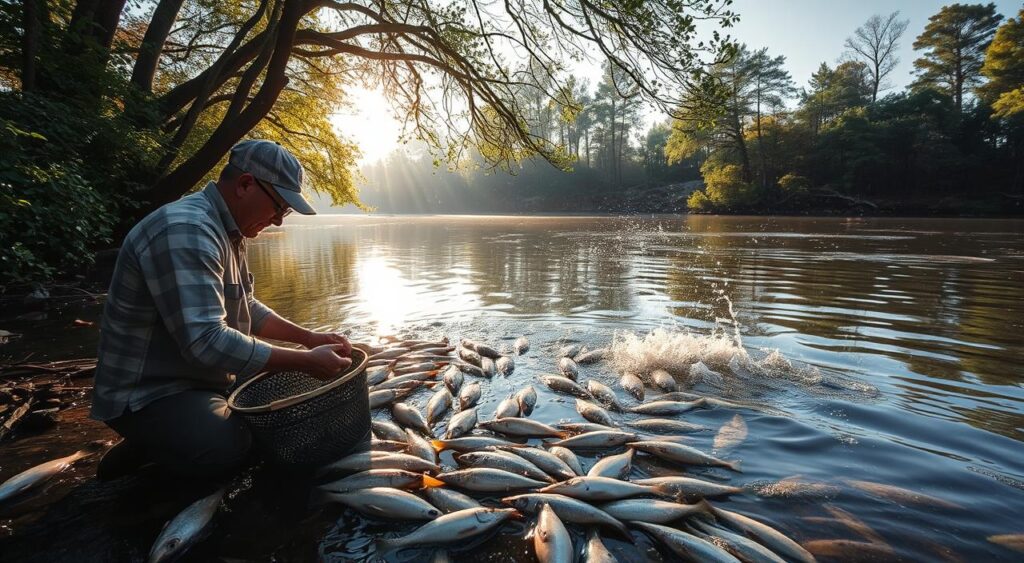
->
<box><xmin>421</xmin><ymin>474</ymin><xmax>445</xmax><ymax>488</ymax></box>
<box><xmin>694</xmin><ymin>499</ymin><xmax>716</xmax><ymax>519</ymax></box>
<box><xmin>430</xmin><ymin>440</ymin><xmax>446</xmax><ymax>452</ymax></box>
<box><xmin>727</xmin><ymin>460</ymin><xmax>742</xmax><ymax>473</ymax></box>
<box><xmin>651</xmin><ymin>484</ymin><xmax>678</xmax><ymax>499</ymax></box>
<box><xmin>696</xmin><ymin>397</ymin><xmax>709</xmax><ymax>408</ymax></box>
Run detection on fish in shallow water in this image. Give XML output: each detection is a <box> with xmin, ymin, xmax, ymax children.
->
<box><xmin>689</xmin><ymin>519</ymin><xmax>788</xmax><ymax>563</ymax></box>
<box><xmin>538</xmin><ymin>476</ymin><xmax>667</xmax><ymax>502</ymax></box>
<box><xmin>480</xmin><ymin>356</ymin><xmax>497</xmax><ymax>377</ymax></box>
<box><xmin>514</xmin><ymin>336</ymin><xmax>530</xmax><ymax>355</ymax></box>
<box><xmin>421</xmin><ymin>486</ymin><xmax>482</xmax><ymax>514</ymax></box>
<box><xmin>0</xmin><ymin>442</ymin><xmax>103</xmax><ymax>504</ymax></box>
<box><xmin>576</xmin><ymin>399</ymin><xmax>615</xmax><ymax>426</ymax></box>
<box><xmin>988</xmin><ymin>534</ymin><xmax>1024</xmax><ymax>553</ymax></box>
<box><xmin>627</xmin><ymin>418</ymin><xmax>705</xmax><ymax>434</ymax></box>
<box><xmin>631</xmin><ymin>521</ymin><xmax>741</xmax><ymax>563</ymax></box>
<box><xmin>628</xmin><ymin>440</ymin><xmax>740</xmax><ymax>472</ymax></box>
<box><xmin>443</xmin><ymin>365</ymin><xmax>463</xmax><ymax>394</ymax></box>
<box><xmin>557</xmin><ymin>357</ymin><xmax>579</xmax><ymax>380</ymax></box>
<box><xmin>557</xmin><ymin>343</ymin><xmax>583</xmax><ymax>358</ymax></box>
<box><xmin>426</xmin><ymin>388</ymin><xmax>453</xmax><ymax>426</ymax></box>
<box><xmin>534</xmin><ymin>502</ymin><xmax>573</xmax><ymax>563</ymax></box>
<box><xmin>801</xmin><ymin>539</ymin><xmax>893</xmax><ymax>561</ymax></box>
<box><xmin>574</xmin><ymin>348</ymin><xmax>607</xmax><ymax>364</ymax></box>
<box><xmin>319</xmin><ymin>469</ymin><xmax>444</xmax><ymax>493</ymax></box>
<box><xmin>376</xmin><ymin>507</ymin><xmax>519</xmax><ymax>551</ymax></box>
<box><xmin>843</xmin><ymin>479</ymin><xmax>961</xmax><ymax>509</ymax></box>
<box><xmin>495</xmin><ymin>446</ymin><xmax>577</xmax><ymax>481</ymax></box>
<box><xmin>587</xmin><ymin>448</ymin><xmax>633</xmax><ymax>479</ymax></box>
<box><xmin>148</xmin><ymin>488</ymin><xmax>225</xmax><ymax>563</ymax></box>
<box><xmin>479</xmin><ymin>417</ymin><xmax>564</xmax><ymax>438</ymax></box>
<box><xmin>628</xmin><ymin>398</ymin><xmax>706</xmax><ymax>416</ymax></box>
<box><xmin>458</xmin><ymin>382</ymin><xmax>482</xmax><ymax>410</ymax></box>
<box><xmin>456</xmin><ymin>451</ymin><xmax>555</xmax><ymax>484</ymax></box>
<box><xmin>547</xmin><ymin>430</ymin><xmax>639</xmax><ymax>450</ymax></box>
<box><xmin>650</xmin><ymin>369</ymin><xmax>677</xmax><ymax>392</ymax></box>
<box><xmin>325</xmin><ymin>451</ymin><xmax>439</xmax><ymax>473</ymax></box>
<box><xmin>585</xmin><ymin>530</ymin><xmax>618</xmax><ymax>563</ymax></box>
<box><xmin>365</xmin><ymin>365</ymin><xmax>390</xmax><ymax>386</ymax></box>
<box><xmin>586</xmin><ymin>380</ymin><xmax>623</xmax><ymax>411</ymax></box>
<box><xmin>368</xmin><ymin>387</ymin><xmax>416</xmax><ymax>410</ymax></box>
<box><xmin>392</xmin><ymin>403</ymin><xmax>431</xmax><ymax>435</ymax></box>
<box><xmin>461</xmin><ymin>338</ymin><xmax>502</xmax><ymax>359</ymax></box>
<box><xmin>405</xmin><ymin>429</ymin><xmax>438</xmax><ymax>463</ymax></box>
<box><xmin>493</xmin><ymin>395</ymin><xmax>520</xmax><ymax>419</ymax></box>
<box><xmin>444</xmin><ymin>408</ymin><xmax>478</xmax><ymax>439</ymax></box>
<box><xmin>431</xmin><ymin>436</ymin><xmax>516</xmax><ymax>452</ymax></box>
<box><xmin>496</xmin><ymin>356</ymin><xmax>515</xmax><ymax>376</ymax></box>
<box><xmin>325</xmin><ymin>487</ymin><xmax>441</xmax><ymax>520</ymax></box>
<box><xmin>540</xmin><ymin>375</ymin><xmax>593</xmax><ymax>399</ymax></box>
<box><xmin>600</xmin><ymin>498</ymin><xmax>705</xmax><ymax>524</ymax></box>
<box><xmin>516</xmin><ymin>385</ymin><xmax>537</xmax><ymax>415</ymax></box>
<box><xmin>547</xmin><ymin>446</ymin><xmax>584</xmax><ymax>476</ymax></box>
<box><xmin>436</xmin><ymin>468</ymin><xmax>548</xmax><ymax>492</ymax></box>
<box><xmin>713</xmin><ymin>414</ymin><xmax>748</xmax><ymax>451</ymax></box>
<box><xmin>619</xmin><ymin>372</ymin><xmax>645</xmax><ymax>401</ymax></box>
<box><xmin>453</xmin><ymin>361</ymin><xmax>486</xmax><ymax>377</ymax></box>
<box><xmin>502</xmin><ymin>493</ymin><xmax>629</xmax><ymax>537</ymax></box>
<box><xmin>706</xmin><ymin>502</ymin><xmax>816</xmax><ymax>563</ymax></box>
<box><xmin>458</xmin><ymin>347</ymin><xmax>484</xmax><ymax>368</ymax></box>
<box><xmin>371</xmin><ymin>419</ymin><xmax>407</xmax><ymax>443</ymax></box>
<box><xmin>633</xmin><ymin>476</ymin><xmax>743</xmax><ymax>501</ymax></box>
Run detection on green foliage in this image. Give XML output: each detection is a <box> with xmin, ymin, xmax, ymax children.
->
<box><xmin>687</xmin><ymin>162</ymin><xmax>755</xmax><ymax>211</ymax></box>
<box><xmin>981</xmin><ymin>9</ymin><xmax>1024</xmax><ymax>118</ymax></box>
<box><xmin>778</xmin><ymin>173</ymin><xmax>810</xmax><ymax>194</ymax></box>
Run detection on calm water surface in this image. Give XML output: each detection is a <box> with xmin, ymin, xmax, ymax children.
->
<box><xmin>2</xmin><ymin>214</ymin><xmax>1023</xmax><ymax>561</ymax></box>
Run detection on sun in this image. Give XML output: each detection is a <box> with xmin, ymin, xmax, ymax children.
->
<box><xmin>331</xmin><ymin>86</ymin><xmax>404</xmax><ymax>165</ymax></box>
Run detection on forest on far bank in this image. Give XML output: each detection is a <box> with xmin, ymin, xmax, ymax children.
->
<box><xmin>350</xmin><ymin>4</ymin><xmax>1024</xmax><ymax>216</ymax></box>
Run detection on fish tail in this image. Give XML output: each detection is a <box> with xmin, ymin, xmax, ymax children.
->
<box><xmin>430</xmin><ymin>439</ymin><xmax>446</xmax><ymax>452</ymax></box>
<box><xmin>696</xmin><ymin>397</ymin><xmax>709</xmax><ymax>408</ymax></box>
<box><xmin>651</xmin><ymin>483</ymin><xmax>678</xmax><ymax>499</ymax></box>
<box><xmin>421</xmin><ymin>474</ymin><xmax>445</xmax><ymax>488</ymax></box>
<box><xmin>694</xmin><ymin>499</ymin><xmax>716</xmax><ymax>520</ymax></box>
<box><xmin>726</xmin><ymin>460</ymin><xmax>742</xmax><ymax>472</ymax></box>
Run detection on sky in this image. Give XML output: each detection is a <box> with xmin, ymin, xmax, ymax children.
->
<box><xmin>332</xmin><ymin>0</ymin><xmax>1023</xmax><ymax>165</ymax></box>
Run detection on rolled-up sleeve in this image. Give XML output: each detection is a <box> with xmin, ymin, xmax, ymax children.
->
<box><xmin>138</xmin><ymin>223</ymin><xmax>271</xmax><ymax>377</ymax></box>
<box><xmin>247</xmin><ymin>292</ymin><xmax>274</xmax><ymax>334</ymax></box>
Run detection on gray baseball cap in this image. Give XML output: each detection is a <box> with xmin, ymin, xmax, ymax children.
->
<box><xmin>229</xmin><ymin>139</ymin><xmax>316</xmax><ymax>215</ymax></box>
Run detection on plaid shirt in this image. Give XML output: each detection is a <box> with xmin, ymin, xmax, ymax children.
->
<box><xmin>91</xmin><ymin>182</ymin><xmax>274</xmax><ymax>421</ymax></box>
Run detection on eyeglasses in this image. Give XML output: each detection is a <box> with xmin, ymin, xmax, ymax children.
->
<box><xmin>253</xmin><ymin>177</ymin><xmax>292</xmax><ymax>217</ymax></box>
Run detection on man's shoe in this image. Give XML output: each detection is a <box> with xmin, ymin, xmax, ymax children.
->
<box><xmin>95</xmin><ymin>439</ymin><xmax>153</xmax><ymax>481</ymax></box>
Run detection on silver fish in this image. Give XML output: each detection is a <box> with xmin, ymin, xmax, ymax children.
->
<box><xmin>628</xmin><ymin>440</ymin><xmax>740</xmax><ymax>471</ymax></box>
<box><xmin>443</xmin><ymin>365</ymin><xmax>463</xmax><ymax>394</ymax></box>
<box><xmin>538</xmin><ymin>476</ymin><xmax>664</xmax><ymax>502</ymax></box>
<box><xmin>426</xmin><ymin>388</ymin><xmax>453</xmax><ymax>426</ymax></box>
<box><xmin>392</xmin><ymin>403</ymin><xmax>431</xmax><ymax>435</ymax></box>
<box><xmin>480</xmin><ymin>356</ymin><xmax>497</xmax><ymax>378</ymax></box>
<box><xmin>587</xmin><ymin>449</ymin><xmax>633</xmax><ymax>479</ymax></box>
<box><xmin>502</xmin><ymin>493</ymin><xmax>629</xmax><ymax>537</ymax></box>
<box><xmin>0</xmin><ymin>446</ymin><xmax>97</xmax><ymax>504</ymax></box>
<box><xmin>377</xmin><ymin>507</ymin><xmax>518</xmax><ymax>551</ymax></box>
<box><xmin>514</xmin><ymin>336</ymin><xmax>530</xmax><ymax>355</ymax></box>
<box><xmin>371</xmin><ymin>419</ymin><xmax>407</xmax><ymax>443</ymax></box>
<box><xmin>458</xmin><ymin>381</ymin><xmax>481</xmax><ymax>410</ymax></box>
<box><xmin>558</xmin><ymin>357</ymin><xmax>579</xmax><ymax>380</ymax></box>
<box><xmin>634</xmin><ymin>476</ymin><xmax>743</xmax><ymax>500</ymax></box>
<box><xmin>495</xmin><ymin>446</ymin><xmax>577</xmax><ymax>481</ymax></box>
<box><xmin>370</xmin><ymin>439</ymin><xmax>409</xmax><ymax>453</ymax></box>
<box><xmin>586</xmin><ymin>380</ymin><xmax>623</xmax><ymax>411</ymax></box>
<box><xmin>436</xmin><ymin>468</ymin><xmax>547</xmax><ymax>492</ymax></box>
<box><xmin>405</xmin><ymin>429</ymin><xmax>438</xmax><ymax>463</ymax></box>
<box><xmin>650</xmin><ymin>369</ymin><xmax>677</xmax><ymax>392</ymax></box>
<box><xmin>706</xmin><ymin>503</ymin><xmax>816</xmax><ymax>563</ymax></box>
<box><xmin>325</xmin><ymin>451</ymin><xmax>439</xmax><ymax>473</ymax></box>
<box><xmin>373</xmin><ymin>370</ymin><xmax>440</xmax><ymax>391</ymax></box>
<box><xmin>574</xmin><ymin>348</ymin><xmax>608</xmax><ymax>364</ymax></box>
<box><xmin>576</xmin><ymin>399</ymin><xmax>615</xmax><ymax>427</ymax></box>
<box><xmin>444</xmin><ymin>408</ymin><xmax>478</xmax><ymax>439</ymax></box>
<box><xmin>627</xmin><ymin>418</ymin><xmax>705</xmax><ymax>434</ymax></box>
<box><xmin>458</xmin><ymin>347</ymin><xmax>483</xmax><ymax>367</ymax></box>
<box><xmin>365</xmin><ymin>365</ymin><xmax>390</xmax><ymax>386</ymax></box>
<box><xmin>558</xmin><ymin>422</ymin><xmax>618</xmax><ymax>434</ymax></box>
<box><xmin>431</xmin><ymin>436</ymin><xmax>515</xmax><ymax>452</ymax></box>
<box><xmin>368</xmin><ymin>388</ymin><xmax>414</xmax><ymax>409</ymax></box>
<box><xmin>496</xmin><ymin>356</ymin><xmax>515</xmax><ymax>376</ymax></box>
<box><xmin>619</xmin><ymin>372</ymin><xmax>645</xmax><ymax>401</ymax></box>
<box><xmin>326</xmin><ymin>487</ymin><xmax>441</xmax><ymax>520</ymax></box>
<box><xmin>421</xmin><ymin>486</ymin><xmax>481</xmax><ymax>514</ymax></box>
<box><xmin>535</xmin><ymin>502</ymin><xmax>573</xmax><ymax>563</ymax></box>
<box><xmin>516</xmin><ymin>385</ymin><xmax>538</xmax><ymax>415</ymax></box>
<box><xmin>540</xmin><ymin>375</ymin><xmax>593</xmax><ymax>399</ymax></box>
<box><xmin>461</xmin><ymin>338</ymin><xmax>502</xmax><ymax>359</ymax></box>
<box><xmin>479</xmin><ymin>417</ymin><xmax>564</xmax><ymax>438</ymax></box>
<box><xmin>548</xmin><ymin>431</ymin><xmax>639</xmax><ymax>450</ymax></box>
<box><xmin>148</xmin><ymin>488</ymin><xmax>225</xmax><ymax>563</ymax></box>
<box><xmin>455</xmin><ymin>451</ymin><xmax>555</xmax><ymax>483</ymax></box>
<box><xmin>690</xmin><ymin>519</ymin><xmax>788</xmax><ymax>563</ymax></box>
<box><xmin>369</xmin><ymin>347</ymin><xmax>411</xmax><ymax>361</ymax></box>
<box><xmin>599</xmin><ymin>499</ymin><xmax>704</xmax><ymax>524</ymax></box>
<box><xmin>319</xmin><ymin>469</ymin><xmax>445</xmax><ymax>493</ymax></box>
<box><xmin>393</xmin><ymin>361</ymin><xmax>443</xmax><ymax>375</ymax></box>
<box><xmin>632</xmin><ymin>522</ymin><xmax>741</xmax><ymax>563</ymax></box>
<box><xmin>547</xmin><ymin>446</ymin><xmax>584</xmax><ymax>476</ymax></box>
<box><xmin>628</xmin><ymin>398</ymin><xmax>706</xmax><ymax>415</ymax></box>
<box><xmin>493</xmin><ymin>396</ymin><xmax>521</xmax><ymax>419</ymax></box>
<box><xmin>454</xmin><ymin>361</ymin><xmax>486</xmax><ymax>377</ymax></box>
<box><xmin>585</xmin><ymin>530</ymin><xmax>619</xmax><ymax>563</ymax></box>
<box><xmin>557</xmin><ymin>344</ymin><xmax>583</xmax><ymax>358</ymax></box>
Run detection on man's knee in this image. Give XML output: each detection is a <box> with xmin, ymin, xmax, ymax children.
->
<box><xmin>182</xmin><ymin>415</ymin><xmax>253</xmax><ymax>477</ymax></box>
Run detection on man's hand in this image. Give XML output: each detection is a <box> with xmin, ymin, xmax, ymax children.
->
<box><xmin>304</xmin><ymin>331</ymin><xmax>351</xmax><ymax>356</ymax></box>
<box><xmin>306</xmin><ymin>343</ymin><xmax>353</xmax><ymax>379</ymax></box>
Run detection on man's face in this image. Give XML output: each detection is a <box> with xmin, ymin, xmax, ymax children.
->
<box><xmin>234</xmin><ymin>173</ymin><xmax>291</xmax><ymax>238</ymax></box>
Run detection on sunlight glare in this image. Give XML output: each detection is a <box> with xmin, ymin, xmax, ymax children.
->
<box><xmin>331</xmin><ymin>86</ymin><xmax>403</xmax><ymax>165</ymax></box>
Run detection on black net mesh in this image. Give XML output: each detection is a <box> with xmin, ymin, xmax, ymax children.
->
<box><xmin>230</xmin><ymin>349</ymin><xmax>370</xmax><ymax>468</ymax></box>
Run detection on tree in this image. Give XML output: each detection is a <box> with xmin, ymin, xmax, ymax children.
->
<box><xmin>912</xmin><ymin>3</ymin><xmax>1003</xmax><ymax>112</ymax></box>
<box><xmin>799</xmin><ymin>61</ymin><xmax>872</xmax><ymax>133</ymax></box>
<box><xmin>844</xmin><ymin>12</ymin><xmax>909</xmax><ymax>102</ymax></box>
<box><xmin>980</xmin><ymin>8</ymin><xmax>1024</xmax><ymax>118</ymax></box>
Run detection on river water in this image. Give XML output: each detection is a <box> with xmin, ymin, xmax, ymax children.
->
<box><xmin>1</xmin><ymin>214</ymin><xmax>1023</xmax><ymax>561</ymax></box>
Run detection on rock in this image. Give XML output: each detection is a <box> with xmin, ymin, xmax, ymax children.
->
<box><xmin>21</xmin><ymin>407</ymin><xmax>60</xmax><ymax>432</ymax></box>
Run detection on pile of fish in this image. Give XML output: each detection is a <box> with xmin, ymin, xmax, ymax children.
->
<box><xmin>309</xmin><ymin>334</ymin><xmax>814</xmax><ymax>561</ymax></box>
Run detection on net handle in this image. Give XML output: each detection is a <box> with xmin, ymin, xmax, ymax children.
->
<box><xmin>228</xmin><ymin>343</ymin><xmax>370</xmax><ymax>413</ymax></box>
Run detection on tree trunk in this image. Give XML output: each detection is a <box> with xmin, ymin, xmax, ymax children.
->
<box><xmin>145</xmin><ymin>0</ymin><xmax>304</xmax><ymax>210</ymax></box>
<box><xmin>130</xmin><ymin>0</ymin><xmax>186</xmax><ymax>93</ymax></box>
<box><xmin>21</xmin><ymin>0</ymin><xmax>43</xmax><ymax>92</ymax></box>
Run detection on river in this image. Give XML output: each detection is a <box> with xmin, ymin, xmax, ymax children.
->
<box><xmin>1</xmin><ymin>214</ymin><xmax>1023</xmax><ymax>561</ymax></box>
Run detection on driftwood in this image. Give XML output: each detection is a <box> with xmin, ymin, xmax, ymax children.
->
<box><xmin>0</xmin><ymin>359</ymin><xmax>95</xmax><ymax>442</ymax></box>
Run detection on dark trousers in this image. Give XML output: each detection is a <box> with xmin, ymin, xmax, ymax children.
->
<box><xmin>106</xmin><ymin>390</ymin><xmax>253</xmax><ymax>479</ymax></box>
